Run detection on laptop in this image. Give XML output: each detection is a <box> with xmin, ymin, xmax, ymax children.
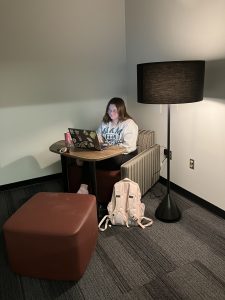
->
<box><xmin>68</xmin><ymin>128</ymin><xmax>109</xmax><ymax>151</ymax></box>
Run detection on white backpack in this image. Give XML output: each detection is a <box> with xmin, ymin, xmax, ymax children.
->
<box><xmin>98</xmin><ymin>178</ymin><xmax>153</xmax><ymax>231</ymax></box>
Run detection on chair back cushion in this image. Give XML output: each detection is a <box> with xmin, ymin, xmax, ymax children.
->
<box><xmin>137</xmin><ymin>130</ymin><xmax>155</xmax><ymax>153</ymax></box>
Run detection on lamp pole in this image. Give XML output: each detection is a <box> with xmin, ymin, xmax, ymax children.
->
<box><xmin>155</xmin><ymin>104</ymin><xmax>181</xmax><ymax>222</ymax></box>
<box><xmin>167</xmin><ymin>104</ymin><xmax>171</xmax><ymax>196</ymax></box>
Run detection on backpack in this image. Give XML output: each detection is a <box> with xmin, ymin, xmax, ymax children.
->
<box><xmin>98</xmin><ymin>178</ymin><xmax>153</xmax><ymax>231</ymax></box>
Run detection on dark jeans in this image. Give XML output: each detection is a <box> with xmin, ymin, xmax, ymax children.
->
<box><xmin>81</xmin><ymin>149</ymin><xmax>138</xmax><ymax>183</ymax></box>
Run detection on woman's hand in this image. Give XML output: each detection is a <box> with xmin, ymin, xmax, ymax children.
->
<box><xmin>97</xmin><ymin>133</ymin><xmax>104</xmax><ymax>144</ymax></box>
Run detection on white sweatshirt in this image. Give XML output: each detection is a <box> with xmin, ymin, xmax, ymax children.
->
<box><xmin>97</xmin><ymin>118</ymin><xmax>138</xmax><ymax>153</ymax></box>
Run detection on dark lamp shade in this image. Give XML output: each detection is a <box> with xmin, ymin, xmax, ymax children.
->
<box><xmin>137</xmin><ymin>60</ymin><xmax>205</xmax><ymax>104</ymax></box>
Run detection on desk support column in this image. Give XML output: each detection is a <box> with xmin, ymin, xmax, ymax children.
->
<box><xmin>89</xmin><ymin>161</ymin><xmax>103</xmax><ymax>220</ymax></box>
<box><xmin>61</xmin><ymin>155</ymin><xmax>69</xmax><ymax>192</ymax></box>
<box><xmin>89</xmin><ymin>161</ymin><xmax>98</xmax><ymax>198</ymax></box>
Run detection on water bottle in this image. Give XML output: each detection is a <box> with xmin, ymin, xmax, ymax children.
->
<box><xmin>64</xmin><ymin>132</ymin><xmax>72</xmax><ymax>152</ymax></box>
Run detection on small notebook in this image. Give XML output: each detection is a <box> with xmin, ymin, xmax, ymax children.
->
<box><xmin>68</xmin><ymin>128</ymin><xmax>108</xmax><ymax>151</ymax></box>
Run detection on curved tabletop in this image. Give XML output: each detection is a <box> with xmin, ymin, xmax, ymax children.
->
<box><xmin>49</xmin><ymin>140</ymin><xmax>125</xmax><ymax>161</ymax></box>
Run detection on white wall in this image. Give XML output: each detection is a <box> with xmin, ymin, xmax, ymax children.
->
<box><xmin>0</xmin><ymin>0</ymin><xmax>126</xmax><ymax>184</ymax></box>
<box><xmin>125</xmin><ymin>0</ymin><xmax>225</xmax><ymax>210</ymax></box>
<box><xmin>1</xmin><ymin>0</ymin><xmax>225</xmax><ymax>212</ymax></box>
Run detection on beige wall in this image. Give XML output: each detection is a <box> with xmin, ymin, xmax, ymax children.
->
<box><xmin>125</xmin><ymin>0</ymin><xmax>225</xmax><ymax>210</ymax></box>
<box><xmin>0</xmin><ymin>0</ymin><xmax>126</xmax><ymax>184</ymax></box>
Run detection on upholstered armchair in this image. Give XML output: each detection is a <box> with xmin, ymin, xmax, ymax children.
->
<box><xmin>67</xmin><ymin>129</ymin><xmax>160</xmax><ymax>205</ymax></box>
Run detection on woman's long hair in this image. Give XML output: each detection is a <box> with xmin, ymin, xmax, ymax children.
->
<box><xmin>102</xmin><ymin>98</ymin><xmax>132</xmax><ymax>123</ymax></box>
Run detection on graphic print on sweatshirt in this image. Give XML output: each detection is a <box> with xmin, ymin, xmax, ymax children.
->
<box><xmin>101</xmin><ymin>126</ymin><xmax>123</xmax><ymax>145</ymax></box>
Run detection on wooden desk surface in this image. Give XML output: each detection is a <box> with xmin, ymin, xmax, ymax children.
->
<box><xmin>49</xmin><ymin>140</ymin><xmax>125</xmax><ymax>161</ymax></box>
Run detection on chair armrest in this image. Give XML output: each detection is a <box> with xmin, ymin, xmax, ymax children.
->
<box><xmin>120</xmin><ymin>144</ymin><xmax>160</xmax><ymax>195</ymax></box>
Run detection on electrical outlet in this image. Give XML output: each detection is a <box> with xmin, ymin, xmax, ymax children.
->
<box><xmin>164</xmin><ymin>149</ymin><xmax>172</xmax><ymax>160</ymax></box>
<box><xmin>189</xmin><ymin>159</ymin><xmax>194</xmax><ymax>169</ymax></box>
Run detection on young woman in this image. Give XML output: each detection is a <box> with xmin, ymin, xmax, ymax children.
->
<box><xmin>77</xmin><ymin>97</ymin><xmax>138</xmax><ymax>194</ymax></box>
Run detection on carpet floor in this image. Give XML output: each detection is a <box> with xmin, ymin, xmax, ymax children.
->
<box><xmin>0</xmin><ymin>179</ymin><xmax>225</xmax><ymax>300</ymax></box>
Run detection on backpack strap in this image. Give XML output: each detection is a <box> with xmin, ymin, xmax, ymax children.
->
<box><xmin>137</xmin><ymin>217</ymin><xmax>153</xmax><ymax>229</ymax></box>
<box><xmin>127</xmin><ymin>182</ymin><xmax>140</xmax><ymax>221</ymax></box>
<box><xmin>128</xmin><ymin>182</ymin><xmax>153</xmax><ymax>229</ymax></box>
<box><xmin>113</xmin><ymin>182</ymin><xmax>129</xmax><ymax>227</ymax></box>
<box><xmin>98</xmin><ymin>215</ymin><xmax>110</xmax><ymax>231</ymax></box>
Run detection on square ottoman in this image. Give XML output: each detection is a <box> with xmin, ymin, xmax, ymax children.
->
<box><xmin>3</xmin><ymin>192</ymin><xmax>98</xmax><ymax>281</ymax></box>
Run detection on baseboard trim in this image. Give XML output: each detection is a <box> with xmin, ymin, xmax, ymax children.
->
<box><xmin>159</xmin><ymin>177</ymin><xmax>225</xmax><ymax>219</ymax></box>
<box><xmin>0</xmin><ymin>173</ymin><xmax>63</xmax><ymax>192</ymax></box>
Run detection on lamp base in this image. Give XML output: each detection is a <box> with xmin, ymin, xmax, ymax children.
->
<box><xmin>155</xmin><ymin>193</ymin><xmax>181</xmax><ymax>222</ymax></box>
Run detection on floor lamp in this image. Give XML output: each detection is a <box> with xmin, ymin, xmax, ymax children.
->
<box><xmin>137</xmin><ymin>60</ymin><xmax>205</xmax><ymax>222</ymax></box>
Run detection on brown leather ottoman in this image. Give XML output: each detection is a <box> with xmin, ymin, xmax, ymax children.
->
<box><xmin>3</xmin><ymin>192</ymin><xmax>98</xmax><ymax>281</ymax></box>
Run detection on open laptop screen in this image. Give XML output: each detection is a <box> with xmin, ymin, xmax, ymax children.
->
<box><xmin>68</xmin><ymin>128</ymin><xmax>102</xmax><ymax>151</ymax></box>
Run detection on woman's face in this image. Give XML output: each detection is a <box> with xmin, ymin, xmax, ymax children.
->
<box><xmin>108</xmin><ymin>104</ymin><xmax>119</xmax><ymax>122</ymax></box>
